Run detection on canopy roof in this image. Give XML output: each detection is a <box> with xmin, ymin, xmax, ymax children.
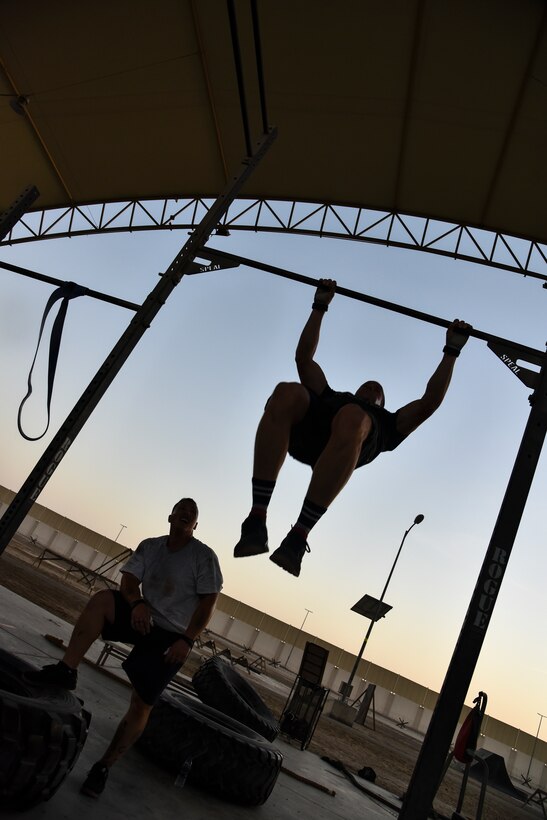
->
<box><xmin>1</xmin><ymin>0</ymin><xmax>546</xmax><ymax>244</ymax></box>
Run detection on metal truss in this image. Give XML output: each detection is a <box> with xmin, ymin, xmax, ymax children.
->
<box><xmin>3</xmin><ymin>197</ymin><xmax>547</xmax><ymax>284</ymax></box>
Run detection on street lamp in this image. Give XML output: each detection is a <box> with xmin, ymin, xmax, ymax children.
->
<box><xmin>522</xmin><ymin>712</ymin><xmax>546</xmax><ymax>786</ymax></box>
<box><xmin>342</xmin><ymin>513</ymin><xmax>425</xmax><ymax>701</ymax></box>
<box><xmin>114</xmin><ymin>524</ymin><xmax>127</xmax><ymax>542</ymax></box>
<box><xmin>92</xmin><ymin>524</ymin><xmax>130</xmax><ymax>576</ymax></box>
<box><xmin>284</xmin><ymin>608</ymin><xmax>313</xmax><ymax>668</ymax></box>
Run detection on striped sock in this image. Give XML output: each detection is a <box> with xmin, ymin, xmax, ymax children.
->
<box><xmin>293</xmin><ymin>497</ymin><xmax>327</xmax><ymax>539</ymax></box>
<box><xmin>249</xmin><ymin>478</ymin><xmax>276</xmax><ymax>519</ymax></box>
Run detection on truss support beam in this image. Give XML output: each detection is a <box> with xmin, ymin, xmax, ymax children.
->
<box><xmin>400</xmin><ymin>348</ymin><xmax>547</xmax><ymax>820</ymax></box>
<box><xmin>0</xmin><ymin>128</ymin><xmax>277</xmax><ymax>556</ymax></box>
<box><xmin>0</xmin><ymin>186</ymin><xmax>39</xmax><ymax>242</ymax></box>
<box><xmin>3</xmin><ymin>198</ymin><xmax>547</xmax><ymax>285</ymax></box>
<box><xmin>199</xmin><ymin>247</ymin><xmax>543</xmax><ymax>366</ymax></box>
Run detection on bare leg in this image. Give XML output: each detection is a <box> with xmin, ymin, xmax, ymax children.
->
<box><xmin>253</xmin><ymin>382</ymin><xmax>310</xmax><ymax>479</ymax></box>
<box><xmin>270</xmin><ymin>405</ymin><xmax>373</xmax><ymax>576</ymax></box>
<box><xmin>99</xmin><ymin>690</ymin><xmax>152</xmax><ymax>767</ymax></box>
<box><xmin>63</xmin><ymin>589</ymin><xmax>115</xmax><ymax>668</ymax></box>
<box><xmin>235</xmin><ymin>383</ymin><xmax>310</xmax><ymax>558</ymax></box>
<box><xmin>306</xmin><ymin>404</ymin><xmax>372</xmax><ymax>507</ymax></box>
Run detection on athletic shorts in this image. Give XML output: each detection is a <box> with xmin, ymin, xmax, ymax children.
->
<box><xmin>101</xmin><ymin>591</ymin><xmax>185</xmax><ymax>705</ymax></box>
<box><xmin>288</xmin><ymin>388</ymin><xmax>379</xmax><ymax>468</ymax></box>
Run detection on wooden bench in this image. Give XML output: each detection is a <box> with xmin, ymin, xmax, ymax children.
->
<box><xmin>522</xmin><ymin>788</ymin><xmax>547</xmax><ymax>817</ymax></box>
<box><xmin>34</xmin><ymin>547</ymin><xmax>117</xmax><ymax>592</ymax></box>
<box><xmin>95</xmin><ymin>640</ymin><xmax>194</xmax><ymax>696</ymax></box>
<box><xmin>96</xmin><ymin>640</ymin><xmax>132</xmax><ymax>667</ymax></box>
<box><xmin>233</xmin><ymin>654</ymin><xmax>266</xmax><ymax>674</ymax></box>
<box><xmin>201</xmin><ymin>645</ymin><xmax>265</xmax><ymax>674</ymax></box>
<box><xmin>196</xmin><ymin>637</ymin><xmax>218</xmax><ymax>655</ymax></box>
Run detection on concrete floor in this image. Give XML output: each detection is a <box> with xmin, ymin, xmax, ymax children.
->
<box><xmin>0</xmin><ymin>586</ymin><xmax>401</xmax><ymax>819</ymax></box>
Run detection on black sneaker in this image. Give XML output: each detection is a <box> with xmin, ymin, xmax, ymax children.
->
<box><xmin>269</xmin><ymin>530</ymin><xmax>310</xmax><ymax>577</ymax></box>
<box><xmin>234</xmin><ymin>516</ymin><xmax>269</xmax><ymax>557</ymax></box>
<box><xmin>24</xmin><ymin>661</ymin><xmax>77</xmax><ymax>690</ymax></box>
<box><xmin>80</xmin><ymin>762</ymin><xmax>109</xmax><ymax>798</ymax></box>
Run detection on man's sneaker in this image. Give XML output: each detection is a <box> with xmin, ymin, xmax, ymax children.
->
<box><xmin>269</xmin><ymin>530</ymin><xmax>311</xmax><ymax>577</ymax></box>
<box><xmin>234</xmin><ymin>516</ymin><xmax>269</xmax><ymax>557</ymax></box>
<box><xmin>23</xmin><ymin>661</ymin><xmax>77</xmax><ymax>690</ymax></box>
<box><xmin>80</xmin><ymin>762</ymin><xmax>109</xmax><ymax>798</ymax></box>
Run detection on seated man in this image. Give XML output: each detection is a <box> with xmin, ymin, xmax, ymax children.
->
<box><xmin>26</xmin><ymin>497</ymin><xmax>223</xmax><ymax>798</ymax></box>
<box><xmin>234</xmin><ymin>278</ymin><xmax>471</xmax><ymax>577</ymax></box>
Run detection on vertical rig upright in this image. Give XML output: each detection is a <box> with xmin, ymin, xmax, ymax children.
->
<box><xmin>400</xmin><ymin>347</ymin><xmax>547</xmax><ymax>819</ymax></box>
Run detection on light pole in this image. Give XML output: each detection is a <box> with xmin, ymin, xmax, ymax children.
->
<box><xmin>114</xmin><ymin>524</ymin><xmax>127</xmax><ymax>542</ymax></box>
<box><xmin>522</xmin><ymin>712</ymin><xmax>546</xmax><ymax>786</ymax></box>
<box><xmin>92</xmin><ymin>524</ymin><xmax>130</xmax><ymax>576</ymax></box>
<box><xmin>284</xmin><ymin>608</ymin><xmax>313</xmax><ymax>668</ymax></box>
<box><xmin>343</xmin><ymin>514</ymin><xmax>424</xmax><ymax>701</ymax></box>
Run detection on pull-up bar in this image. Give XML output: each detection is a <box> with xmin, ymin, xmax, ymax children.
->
<box><xmin>0</xmin><ymin>258</ymin><xmax>140</xmax><ymax>312</ymax></box>
<box><xmin>198</xmin><ymin>247</ymin><xmax>545</xmax><ymax>365</ymax></box>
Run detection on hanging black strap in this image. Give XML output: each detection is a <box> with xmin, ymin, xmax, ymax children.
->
<box><xmin>18</xmin><ymin>281</ymin><xmax>88</xmax><ymax>441</ymax></box>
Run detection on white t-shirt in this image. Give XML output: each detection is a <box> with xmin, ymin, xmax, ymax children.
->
<box><xmin>121</xmin><ymin>535</ymin><xmax>223</xmax><ymax>634</ymax></box>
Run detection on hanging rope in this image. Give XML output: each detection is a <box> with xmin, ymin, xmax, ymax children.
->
<box><xmin>18</xmin><ymin>281</ymin><xmax>87</xmax><ymax>441</ymax></box>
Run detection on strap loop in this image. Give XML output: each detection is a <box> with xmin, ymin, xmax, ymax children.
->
<box><xmin>18</xmin><ymin>281</ymin><xmax>87</xmax><ymax>441</ymax></box>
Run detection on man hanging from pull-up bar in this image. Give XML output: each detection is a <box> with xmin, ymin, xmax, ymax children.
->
<box><xmin>234</xmin><ymin>278</ymin><xmax>471</xmax><ymax>577</ymax></box>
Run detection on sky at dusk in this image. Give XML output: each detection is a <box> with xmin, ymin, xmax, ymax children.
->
<box><xmin>1</xmin><ymin>223</ymin><xmax>546</xmax><ymax>738</ymax></box>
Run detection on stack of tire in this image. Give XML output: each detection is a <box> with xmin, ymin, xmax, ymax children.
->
<box><xmin>0</xmin><ymin>647</ymin><xmax>91</xmax><ymax>811</ymax></box>
<box><xmin>138</xmin><ymin>656</ymin><xmax>282</xmax><ymax>805</ymax></box>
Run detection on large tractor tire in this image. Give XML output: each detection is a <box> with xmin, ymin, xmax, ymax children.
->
<box><xmin>192</xmin><ymin>656</ymin><xmax>279</xmax><ymax>741</ymax></box>
<box><xmin>0</xmin><ymin>647</ymin><xmax>91</xmax><ymax>811</ymax></box>
<box><xmin>138</xmin><ymin>691</ymin><xmax>282</xmax><ymax>805</ymax></box>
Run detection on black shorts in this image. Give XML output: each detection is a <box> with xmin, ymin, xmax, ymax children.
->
<box><xmin>101</xmin><ymin>591</ymin><xmax>185</xmax><ymax>705</ymax></box>
<box><xmin>288</xmin><ymin>388</ymin><xmax>379</xmax><ymax>468</ymax></box>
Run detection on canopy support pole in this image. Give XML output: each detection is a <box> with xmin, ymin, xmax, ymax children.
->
<box><xmin>0</xmin><ymin>186</ymin><xmax>39</xmax><ymax>242</ymax></box>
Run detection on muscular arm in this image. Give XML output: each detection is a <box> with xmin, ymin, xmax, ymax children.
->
<box><xmin>164</xmin><ymin>592</ymin><xmax>219</xmax><ymax>664</ymax></box>
<box><xmin>396</xmin><ymin>319</ymin><xmax>471</xmax><ymax>438</ymax></box>
<box><xmin>120</xmin><ymin>571</ymin><xmax>152</xmax><ymax>635</ymax></box>
<box><xmin>120</xmin><ymin>571</ymin><xmax>143</xmax><ymax>605</ymax></box>
<box><xmin>182</xmin><ymin>593</ymin><xmax>219</xmax><ymax>641</ymax></box>
<box><xmin>295</xmin><ymin>278</ymin><xmax>336</xmax><ymax>393</ymax></box>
